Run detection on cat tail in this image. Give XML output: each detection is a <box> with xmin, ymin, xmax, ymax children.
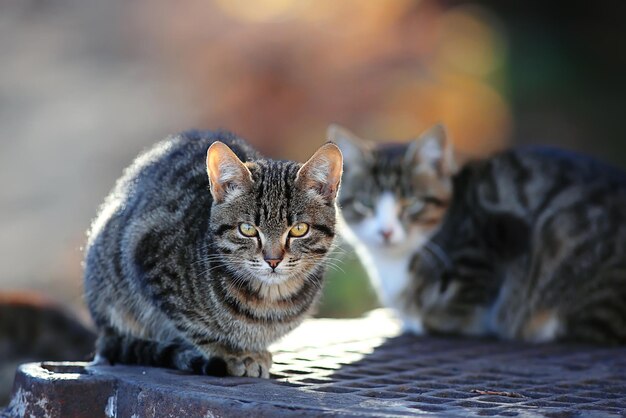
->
<box><xmin>95</xmin><ymin>330</ymin><xmax>228</xmax><ymax>376</ymax></box>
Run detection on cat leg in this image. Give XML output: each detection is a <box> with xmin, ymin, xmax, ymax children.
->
<box><xmin>520</xmin><ymin>309</ymin><xmax>562</xmax><ymax>343</ymax></box>
<box><xmin>183</xmin><ymin>339</ymin><xmax>272</xmax><ymax>378</ymax></box>
<box><xmin>180</xmin><ymin>328</ymin><xmax>272</xmax><ymax>377</ymax></box>
<box><xmin>96</xmin><ymin>329</ymin><xmax>272</xmax><ymax>377</ymax></box>
<box><xmin>89</xmin><ymin>353</ymin><xmax>111</xmax><ymax>366</ymax></box>
<box><xmin>95</xmin><ymin>329</ymin><xmax>229</xmax><ymax>376</ymax></box>
<box><xmin>202</xmin><ymin>345</ymin><xmax>272</xmax><ymax>379</ymax></box>
<box><xmin>400</xmin><ymin>315</ymin><xmax>425</xmax><ymax>335</ymax></box>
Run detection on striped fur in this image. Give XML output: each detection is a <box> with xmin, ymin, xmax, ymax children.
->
<box><xmin>411</xmin><ymin>147</ymin><xmax>626</xmax><ymax>344</ymax></box>
<box><xmin>84</xmin><ymin>130</ymin><xmax>342</xmax><ymax>377</ymax></box>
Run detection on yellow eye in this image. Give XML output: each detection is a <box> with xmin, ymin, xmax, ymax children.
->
<box><xmin>239</xmin><ymin>223</ymin><xmax>258</xmax><ymax>237</ymax></box>
<box><xmin>289</xmin><ymin>223</ymin><xmax>309</xmax><ymax>238</ymax></box>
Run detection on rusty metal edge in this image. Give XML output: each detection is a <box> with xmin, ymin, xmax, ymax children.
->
<box><xmin>4</xmin><ymin>363</ymin><xmax>438</xmax><ymax>418</ymax></box>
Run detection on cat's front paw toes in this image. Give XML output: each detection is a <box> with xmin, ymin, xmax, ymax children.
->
<box><xmin>225</xmin><ymin>351</ymin><xmax>272</xmax><ymax>378</ymax></box>
<box><xmin>401</xmin><ymin>317</ymin><xmax>426</xmax><ymax>336</ymax></box>
<box><xmin>89</xmin><ymin>354</ymin><xmax>112</xmax><ymax>367</ymax></box>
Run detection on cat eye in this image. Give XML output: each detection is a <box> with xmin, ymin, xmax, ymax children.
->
<box><xmin>289</xmin><ymin>223</ymin><xmax>309</xmax><ymax>238</ymax></box>
<box><xmin>238</xmin><ymin>223</ymin><xmax>258</xmax><ymax>237</ymax></box>
<box><xmin>405</xmin><ymin>200</ymin><xmax>425</xmax><ymax>216</ymax></box>
<box><xmin>423</xmin><ymin>196</ymin><xmax>445</xmax><ymax>207</ymax></box>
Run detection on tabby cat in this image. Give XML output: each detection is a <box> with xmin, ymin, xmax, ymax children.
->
<box><xmin>84</xmin><ymin>130</ymin><xmax>343</xmax><ymax>377</ymax></box>
<box><xmin>333</xmin><ymin>124</ymin><xmax>626</xmax><ymax>344</ymax></box>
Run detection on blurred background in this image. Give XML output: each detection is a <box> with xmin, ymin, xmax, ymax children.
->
<box><xmin>1</xmin><ymin>0</ymin><xmax>625</xmax><ymax>394</ymax></box>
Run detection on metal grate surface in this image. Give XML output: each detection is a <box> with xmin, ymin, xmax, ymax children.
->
<box><xmin>5</xmin><ymin>310</ymin><xmax>626</xmax><ymax>417</ymax></box>
<box><xmin>271</xmin><ymin>310</ymin><xmax>626</xmax><ymax>416</ymax></box>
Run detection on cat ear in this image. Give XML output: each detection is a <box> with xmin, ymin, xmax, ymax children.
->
<box><xmin>327</xmin><ymin>124</ymin><xmax>372</xmax><ymax>169</ymax></box>
<box><xmin>406</xmin><ymin>124</ymin><xmax>457</xmax><ymax>175</ymax></box>
<box><xmin>206</xmin><ymin>141</ymin><xmax>253</xmax><ymax>203</ymax></box>
<box><xmin>296</xmin><ymin>142</ymin><xmax>343</xmax><ymax>203</ymax></box>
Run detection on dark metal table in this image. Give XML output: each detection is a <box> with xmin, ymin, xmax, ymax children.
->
<box><xmin>4</xmin><ymin>310</ymin><xmax>626</xmax><ymax>417</ymax></box>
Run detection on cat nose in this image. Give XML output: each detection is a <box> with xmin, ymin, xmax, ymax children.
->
<box><xmin>379</xmin><ymin>229</ymin><xmax>393</xmax><ymax>242</ymax></box>
<box><xmin>264</xmin><ymin>257</ymin><xmax>283</xmax><ymax>270</ymax></box>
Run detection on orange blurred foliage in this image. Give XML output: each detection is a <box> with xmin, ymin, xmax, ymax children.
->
<box><xmin>129</xmin><ymin>0</ymin><xmax>511</xmax><ymax>159</ymax></box>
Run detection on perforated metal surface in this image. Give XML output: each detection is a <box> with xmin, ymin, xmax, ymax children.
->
<box><xmin>273</xmin><ymin>314</ymin><xmax>626</xmax><ymax>416</ymax></box>
<box><xmin>5</xmin><ymin>310</ymin><xmax>626</xmax><ymax>417</ymax></box>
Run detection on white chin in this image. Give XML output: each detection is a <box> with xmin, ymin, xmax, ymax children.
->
<box><xmin>257</xmin><ymin>271</ymin><xmax>289</xmax><ymax>285</ymax></box>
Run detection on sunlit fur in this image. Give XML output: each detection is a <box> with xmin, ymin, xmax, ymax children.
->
<box><xmin>330</xmin><ymin>124</ymin><xmax>455</xmax><ymax>332</ymax></box>
<box><xmin>84</xmin><ymin>130</ymin><xmax>342</xmax><ymax>377</ymax></box>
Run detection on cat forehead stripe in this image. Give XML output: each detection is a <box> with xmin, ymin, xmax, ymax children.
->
<box><xmin>252</xmin><ymin>160</ymin><xmax>298</xmax><ymax>227</ymax></box>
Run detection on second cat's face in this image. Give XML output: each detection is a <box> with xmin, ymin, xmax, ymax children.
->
<box><xmin>207</xmin><ymin>142</ymin><xmax>343</xmax><ymax>286</ymax></box>
<box><xmin>331</xmin><ymin>125</ymin><xmax>455</xmax><ymax>252</ymax></box>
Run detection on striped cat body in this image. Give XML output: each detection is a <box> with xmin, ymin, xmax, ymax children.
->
<box><xmin>417</xmin><ymin>147</ymin><xmax>626</xmax><ymax>343</ymax></box>
<box><xmin>84</xmin><ymin>130</ymin><xmax>342</xmax><ymax>377</ymax></box>
<box><xmin>334</xmin><ymin>124</ymin><xmax>626</xmax><ymax>344</ymax></box>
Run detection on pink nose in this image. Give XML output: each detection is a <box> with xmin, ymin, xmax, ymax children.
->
<box><xmin>379</xmin><ymin>229</ymin><xmax>393</xmax><ymax>242</ymax></box>
<box><xmin>265</xmin><ymin>258</ymin><xmax>282</xmax><ymax>270</ymax></box>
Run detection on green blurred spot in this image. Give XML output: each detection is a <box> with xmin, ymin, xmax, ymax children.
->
<box><xmin>316</xmin><ymin>249</ymin><xmax>379</xmax><ymax>318</ymax></box>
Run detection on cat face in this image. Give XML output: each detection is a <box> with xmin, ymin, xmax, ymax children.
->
<box><xmin>331</xmin><ymin>124</ymin><xmax>456</xmax><ymax>252</ymax></box>
<box><xmin>207</xmin><ymin>142</ymin><xmax>343</xmax><ymax>285</ymax></box>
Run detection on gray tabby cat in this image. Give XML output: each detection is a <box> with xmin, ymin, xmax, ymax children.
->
<box><xmin>84</xmin><ymin>130</ymin><xmax>343</xmax><ymax>377</ymax></box>
<box><xmin>333</xmin><ymin>124</ymin><xmax>626</xmax><ymax>344</ymax></box>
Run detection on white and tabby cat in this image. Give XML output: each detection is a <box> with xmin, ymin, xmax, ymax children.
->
<box><xmin>333</xmin><ymin>124</ymin><xmax>626</xmax><ymax>344</ymax></box>
<box><xmin>330</xmin><ymin>124</ymin><xmax>456</xmax><ymax>334</ymax></box>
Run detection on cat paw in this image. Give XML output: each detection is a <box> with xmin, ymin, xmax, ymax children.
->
<box><xmin>89</xmin><ymin>354</ymin><xmax>112</xmax><ymax>366</ymax></box>
<box><xmin>224</xmin><ymin>350</ymin><xmax>272</xmax><ymax>378</ymax></box>
<box><xmin>401</xmin><ymin>317</ymin><xmax>426</xmax><ymax>335</ymax></box>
